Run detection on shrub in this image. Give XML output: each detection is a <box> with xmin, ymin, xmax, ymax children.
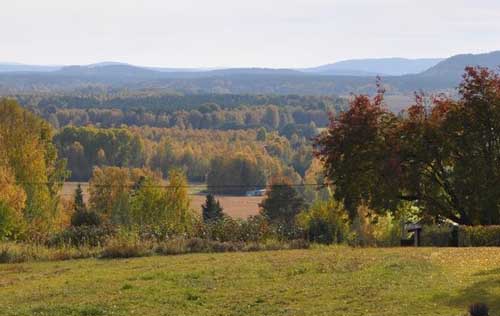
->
<box><xmin>239</xmin><ymin>215</ymin><xmax>274</xmax><ymax>242</ymax></box>
<box><xmin>297</xmin><ymin>199</ymin><xmax>348</xmax><ymax>244</ymax></box>
<box><xmin>288</xmin><ymin>239</ymin><xmax>310</xmax><ymax>250</ymax></box>
<box><xmin>47</xmin><ymin>225</ymin><xmax>115</xmax><ymax>247</ymax></box>
<box><xmin>155</xmin><ymin>238</ymin><xmax>188</xmax><ymax>255</ymax></box>
<box><xmin>196</xmin><ymin>215</ymin><xmax>275</xmax><ymax>243</ymax></box>
<box><xmin>0</xmin><ymin>201</ymin><xmax>24</xmax><ymax>240</ymax></box>
<box><xmin>0</xmin><ymin>246</ymin><xmax>15</xmax><ymax>263</ymax></box>
<box><xmin>100</xmin><ymin>238</ymin><xmax>152</xmax><ymax>259</ymax></box>
<box><xmin>0</xmin><ymin>243</ymin><xmax>99</xmax><ymax>263</ymax></box>
<box><xmin>186</xmin><ymin>238</ymin><xmax>212</xmax><ymax>252</ymax></box>
<box><xmin>136</xmin><ymin>224</ymin><xmax>186</xmax><ymax>242</ymax></box>
<box><xmin>459</xmin><ymin>226</ymin><xmax>500</xmax><ymax>247</ymax></box>
<box><xmin>420</xmin><ymin>225</ymin><xmax>455</xmax><ymax>247</ymax></box>
<box><xmin>211</xmin><ymin>241</ymin><xmax>242</xmax><ymax>252</ymax></box>
<box><xmin>205</xmin><ymin>218</ymin><xmax>241</xmax><ymax>242</ymax></box>
<box><xmin>71</xmin><ymin>210</ymin><xmax>101</xmax><ymax>227</ymax></box>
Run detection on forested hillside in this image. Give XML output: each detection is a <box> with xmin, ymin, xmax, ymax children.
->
<box><xmin>1</xmin><ymin>51</ymin><xmax>498</xmax><ymax>95</ymax></box>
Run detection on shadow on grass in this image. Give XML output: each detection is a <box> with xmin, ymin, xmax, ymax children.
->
<box><xmin>436</xmin><ymin>267</ymin><xmax>500</xmax><ymax>313</ymax></box>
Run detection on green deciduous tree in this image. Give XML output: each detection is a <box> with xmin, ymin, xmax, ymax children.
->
<box><xmin>88</xmin><ymin>167</ymin><xmax>155</xmax><ymax>224</ymax></box>
<box><xmin>259</xmin><ymin>179</ymin><xmax>306</xmax><ymax>236</ymax></box>
<box><xmin>207</xmin><ymin>155</ymin><xmax>267</xmax><ymax>195</ymax></box>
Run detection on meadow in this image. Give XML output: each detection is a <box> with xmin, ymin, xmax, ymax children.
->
<box><xmin>1</xmin><ymin>247</ymin><xmax>499</xmax><ymax>316</ymax></box>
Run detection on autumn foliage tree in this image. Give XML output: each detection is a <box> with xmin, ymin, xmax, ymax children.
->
<box><xmin>0</xmin><ymin>98</ymin><xmax>67</xmax><ymax>236</ymax></box>
<box><xmin>316</xmin><ymin>68</ymin><xmax>500</xmax><ymax>225</ymax></box>
<box><xmin>0</xmin><ymin>166</ymin><xmax>26</xmax><ymax>239</ymax></box>
<box><xmin>314</xmin><ymin>86</ymin><xmax>399</xmax><ymax>219</ymax></box>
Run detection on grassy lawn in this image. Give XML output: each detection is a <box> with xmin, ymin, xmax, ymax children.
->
<box><xmin>1</xmin><ymin>247</ymin><xmax>500</xmax><ymax>316</ymax></box>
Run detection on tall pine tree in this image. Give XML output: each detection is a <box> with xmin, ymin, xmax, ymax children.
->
<box><xmin>71</xmin><ymin>184</ymin><xmax>100</xmax><ymax>227</ymax></box>
<box><xmin>202</xmin><ymin>194</ymin><xmax>224</xmax><ymax>222</ymax></box>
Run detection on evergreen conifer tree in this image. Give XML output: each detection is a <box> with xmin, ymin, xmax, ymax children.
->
<box><xmin>202</xmin><ymin>194</ymin><xmax>224</xmax><ymax>222</ymax></box>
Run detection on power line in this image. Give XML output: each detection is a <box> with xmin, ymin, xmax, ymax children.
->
<box><xmin>15</xmin><ymin>182</ymin><xmax>330</xmax><ymax>189</ymax></box>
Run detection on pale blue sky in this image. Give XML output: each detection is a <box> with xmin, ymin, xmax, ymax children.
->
<box><xmin>1</xmin><ymin>0</ymin><xmax>499</xmax><ymax>68</ymax></box>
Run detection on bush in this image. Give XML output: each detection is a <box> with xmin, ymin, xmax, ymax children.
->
<box><xmin>47</xmin><ymin>225</ymin><xmax>115</xmax><ymax>247</ymax></box>
<box><xmin>0</xmin><ymin>246</ymin><xmax>18</xmax><ymax>263</ymax></box>
<box><xmin>459</xmin><ymin>226</ymin><xmax>500</xmax><ymax>247</ymax></box>
<box><xmin>346</xmin><ymin>206</ymin><xmax>403</xmax><ymax>247</ymax></box>
<box><xmin>0</xmin><ymin>201</ymin><xmax>24</xmax><ymax>240</ymax></box>
<box><xmin>297</xmin><ymin>199</ymin><xmax>348</xmax><ymax>244</ymax></box>
<box><xmin>71</xmin><ymin>210</ymin><xmax>101</xmax><ymax>227</ymax></box>
<box><xmin>186</xmin><ymin>238</ymin><xmax>212</xmax><ymax>252</ymax></box>
<box><xmin>100</xmin><ymin>238</ymin><xmax>152</xmax><ymax>259</ymax></box>
<box><xmin>195</xmin><ymin>215</ymin><xmax>275</xmax><ymax>243</ymax></box>
<box><xmin>420</xmin><ymin>225</ymin><xmax>455</xmax><ymax>247</ymax></box>
<box><xmin>288</xmin><ymin>239</ymin><xmax>310</xmax><ymax>250</ymax></box>
<box><xmin>0</xmin><ymin>243</ymin><xmax>99</xmax><ymax>263</ymax></box>
<box><xmin>238</xmin><ymin>215</ymin><xmax>273</xmax><ymax>242</ymax></box>
<box><xmin>155</xmin><ymin>238</ymin><xmax>188</xmax><ymax>255</ymax></box>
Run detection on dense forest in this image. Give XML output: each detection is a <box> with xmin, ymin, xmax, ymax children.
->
<box><xmin>12</xmin><ymin>93</ymin><xmax>342</xmax><ymax>189</ymax></box>
<box><xmin>54</xmin><ymin>126</ymin><xmax>313</xmax><ymax>187</ymax></box>
<box><xmin>15</xmin><ymin>93</ymin><xmax>345</xmax><ymax>131</ymax></box>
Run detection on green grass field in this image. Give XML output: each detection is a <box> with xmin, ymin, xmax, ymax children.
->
<box><xmin>1</xmin><ymin>247</ymin><xmax>499</xmax><ymax>316</ymax></box>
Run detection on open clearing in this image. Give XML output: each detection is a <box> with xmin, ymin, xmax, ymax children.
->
<box><xmin>1</xmin><ymin>247</ymin><xmax>500</xmax><ymax>315</ymax></box>
<box><xmin>62</xmin><ymin>182</ymin><xmax>261</xmax><ymax>219</ymax></box>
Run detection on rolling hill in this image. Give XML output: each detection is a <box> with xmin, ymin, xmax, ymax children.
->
<box><xmin>420</xmin><ymin>51</ymin><xmax>500</xmax><ymax>78</ymax></box>
<box><xmin>0</xmin><ymin>51</ymin><xmax>498</xmax><ymax>95</ymax></box>
<box><xmin>303</xmin><ymin>57</ymin><xmax>443</xmax><ymax>76</ymax></box>
<box><xmin>0</xmin><ymin>62</ymin><xmax>62</xmax><ymax>73</ymax></box>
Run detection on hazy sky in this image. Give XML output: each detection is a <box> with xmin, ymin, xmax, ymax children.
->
<box><xmin>1</xmin><ymin>0</ymin><xmax>499</xmax><ymax>68</ymax></box>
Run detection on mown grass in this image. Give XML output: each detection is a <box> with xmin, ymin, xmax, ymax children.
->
<box><xmin>1</xmin><ymin>247</ymin><xmax>500</xmax><ymax>316</ymax></box>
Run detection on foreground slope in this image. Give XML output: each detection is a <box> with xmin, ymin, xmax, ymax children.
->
<box><xmin>1</xmin><ymin>247</ymin><xmax>499</xmax><ymax>316</ymax></box>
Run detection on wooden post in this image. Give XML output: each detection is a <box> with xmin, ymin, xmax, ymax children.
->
<box><xmin>406</xmin><ymin>223</ymin><xmax>422</xmax><ymax>247</ymax></box>
<box><xmin>414</xmin><ymin>228</ymin><xmax>421</xmax><ymax>247</ymax></box>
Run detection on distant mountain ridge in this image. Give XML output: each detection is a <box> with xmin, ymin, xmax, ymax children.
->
<box><xmin>58</xmin><ymin>64</ymin><xmax>162</xmax><ymax>78</ymax></box>
<box><xmin>304</xmin><ymin>58</ymin><xmax>444</xmax><ymax>76</ymax></box>
<box><xmin>0</xmin><ymin>58</ymin><xmax>445</xmax><ymax>76</ymax></box>
<box><xmin>420</xmin><ymin>51</ymin><xmax>500</xmax><ymax>77</ymax></box>
<box><xmin>0</xmin><ymin>51</ymin><xmax>499</xmax><ymax>95</ymax></box>
<box><xmin>0</xmin><ymin>63</ymin><xmax>62</xmax><ymax>73</ymax></box>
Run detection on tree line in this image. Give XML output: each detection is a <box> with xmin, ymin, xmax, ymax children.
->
<box><xmin>54</xmin><ymin>126</ymin><xmax>314</xmax><ymax>188</ymax></box>
<box><xmin>16</xmin><ymin>93</ymin><xmax>345</xmax><ymax>133</ymax></box>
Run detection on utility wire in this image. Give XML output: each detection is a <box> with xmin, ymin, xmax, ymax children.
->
<box><xmin>14</xmin><ymin>182</ymin><xmax>330</xmax><ymax>188</ymax></box>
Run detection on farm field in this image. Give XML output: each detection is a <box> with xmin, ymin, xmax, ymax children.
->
<box><xmin>1</xmin><ymin>247</ymin><xmax>500</xmax><ymax>316</ymax></box>
<box><xmin>61</xmin><ymin>182</ymin><xmax>262</xmax><ymax>219</ymax></box>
